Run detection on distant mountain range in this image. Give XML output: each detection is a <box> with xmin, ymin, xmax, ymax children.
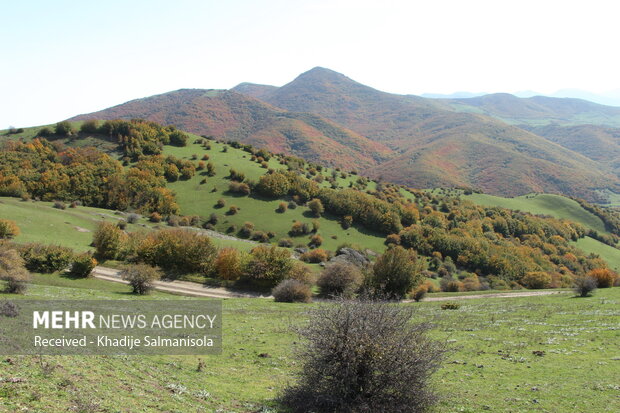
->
<box><xmin>424</xmin><ymin>89</ymin><xmax>620</xmax><ymax>107</ymax></box>
<box><xmin>70</xmin><ymin>67</ymin><xmax>620</xmax><ymax>202</ymax></box>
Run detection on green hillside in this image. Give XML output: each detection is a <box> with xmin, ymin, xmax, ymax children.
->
<box><xmin>463</xmin><ymin>193</ymin><xmax>608</xmax><ymax>233</ymax></box>
<box><xmin>0</xmin><ymin>197</ymin><xmax>255</xmax><ymax>252</ymax></box>
<box><xmin>162</xmin><ymin>139</ymin><xmax>387</xmax><ymax>253</ymax></box>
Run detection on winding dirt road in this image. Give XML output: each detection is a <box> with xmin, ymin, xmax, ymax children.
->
<box><xmin>93</xmin><ymin>266</ymin><xmax>568</xmax><ymax>301</ymax></box>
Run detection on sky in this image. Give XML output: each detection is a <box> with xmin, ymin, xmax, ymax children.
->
<box><xmin>2</xmin><ymin>0</ymin><xmax>620</xmax><ymax>128</ymax></box>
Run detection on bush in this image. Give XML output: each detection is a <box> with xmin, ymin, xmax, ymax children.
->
<box><xmin>586</xmin><ymin>268</ymin><xmax>616</xmax><ymax>288</ymax></box>
<box><xmin>281</xmin><ymin>299</ymin><xmax>447</xmax><ymax>413</ymax></box>
<box><xmin>238</xmin><ymin>222</ymin><xmax>254</xmax><ymax>238</ymax></box>
<box><xmin>121</xmin><ymin>264</ymin><xmax>162</xmax><ymax>295</ymax></box>
<box><xmin>0</xmin><ymin>248</ymin><xmax>31</xmax><ymax>294</ymax></box>
<box><xmin>288</xmin><ymin>262</ymin><xmax>315</xmax><ymax>285</ymax></box>
<box><xmin>441</xmin><ymin>302</ymin><xmax>461</xmax><ymax>310</ymax></box>
<box><xmin>216</xmin><ymin>198</ymin><xmax>226</xmax><ymax>208</ymax></box>
<box><xmin>290</xmin><ymin>221</ymin><xmax>310</xmax><ymax>236</ymax></box>
<box><xmin>273</xmin><ymin>279</ymin><xmax>312</xmax><ymax>303</ymax></box>
<box><xmin>574</xmin><ymin>276</ymin><xmax>597</xmax><ymax>297</ymax></box>
<box><xmin>80</xmin><ymin>119</ymin><xmax>100</xmax><ymax>134</ymax></box>
<box><xmin>53</xmin><ymin>201</ymin><xmax>66</xmax><ymax>210</ymax></box>
<box><xmin>228</xmin><ymin>181</ymin><xmax>251</xmax><ymax>195</ymax></box>
<box><xmin>277</xmin><ymin>202</ymin><xmax>288</xmax><ymax>213</ymax></box>
<box><xmin>412</xmin><ymin>284</ymin><xmax>428</xmax><ymax>301</ymax></box>
<box><xmin>300</xmin><ymin>249</ymin><xmax>329</xmax><ymax>263</ymax></box>
<box><xmin>227</xmin><ymin>205</ymin><xmax>239</xmax><ymax>215</ymax></box>
<box><xmin>317</xmin><ymin>262</ymin><xmax>363</xmax><ymax>298</ymax></box>
<box><xmin>149</xmin><ymin>212</ymin><xmax>162</xmax><ymax>223</ymax></box>
<box><xmin>372</xmin><ymin>246</ymin><xmax>422</xmax><ymax>299</ymax></box>
<box><xmin>278</xmin><ymin>238</ymin><xmax>294</xmax><ymax>248</ymax></box>
<box><xmin>135</xmin><ymin>229</ymin><xmax>217</xmax><ymax>274</ymax></box>
<box><xmin>241</xmin><ymin>245</ymin><xmax>295</xmax><ymax>288</ymax></box>
<box><xmin>308</xmin><ymin>198</ymin><xmax>324</xmax><ymax>217</ymax></box>
<box><xmin>69</xmin><ymin>253</ymin><xmax>97</xmax><ymax>278</ymax></box>
<box><xmin>521</xmin><ymin>272</ymin><xmax>552</xmax><ymax>289</ymax></box>
<box><xmin>17</xmin><ymin>243</ymin><xmax>75</xmax><ymax>273</ymax></box>
<box><xmin>214</xmin><ymin>248</ymin><xmax>245</xmax><ymax>281</ymax></box>
<box><xmin>127</xmin><ymin>213</ymin><xmax>140</xmax><ymax>224</ymax></box>
<box><xmin>55</xmin><ymin>121</ymin><xmax>75</xmax><ymax>137</ymax></box>
<box><xmin>440</xmin><ymin>277</ymin><xmax>463</xmax><ymax>292</ymax></box>
<box><xmin>341</xmin><ymin>215</ymin><xmax>353</xmax><ymax>229</ymax></box>
<box><xmin>308</xmin><ymin>234</ymin><xmax>323</xmax><ymax>247</ymax></box>
<box><xmin>0</xmin><ymin>219</ymin><xmax>20</xmax><ymax>239</ymax></box>
<box><xmin>385</xmin><ymin>233</ymin><xmax>401</xmax><ymax>245</ymax></box>
<box><xmin>93</xmin><ymin>222</ymin><xmax>128</xmax><ymax>260</ymax></box>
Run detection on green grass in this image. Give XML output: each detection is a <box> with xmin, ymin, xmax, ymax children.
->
<box><xmin>163</xmin><ymin>140</ymin><xmax>387</xmax><ymax>253</ymax></box>
<box><xmin>575</xmin><ymin>237</ymin><xmax>620</xmax><ymax>271</ymax></box>
<box><xmin>1</xmin><ymin>283</ymin><xmax>619</xmax><ymax>412</ymax></box>
<box><xmin>463</xmin><ymin>192</ymin><xmax>608</xmax><ymax>234</ymax></box>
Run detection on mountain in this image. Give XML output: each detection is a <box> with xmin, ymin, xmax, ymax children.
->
<box><xmin>70</xmin><ymin>67</ymin><xmax>620</xmax><ymax>200</ymax></box>
<box><xmin>420</xmin><ymin>92</ymin><xmax>486</xmax><ymax>99</ymax></box>
<box><xmin>521</xmin><ymin>124</ymin><xmax>620</xmax><ymax>173</ymax></box>
<box><xmin>69</xmin><ymin>89</ymin><xmax>393</xmax><ymax>170</ymax></box>
<box><xmin>234</xmin><ymin>67</ymin><xmax>620</xmax><ymax>199</ymax></box>
<box><xmin>443</xmin><ymin>93</ymin><xmax>620</xmax><ymax>127</ymax></box>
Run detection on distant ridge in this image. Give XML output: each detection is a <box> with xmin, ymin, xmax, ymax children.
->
<box><xmin>70</xmin><ymin>67</ymin><xmax>620</xmax><ymax>201</ymax></box>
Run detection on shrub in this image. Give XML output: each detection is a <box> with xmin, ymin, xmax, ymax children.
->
<box><xmin>238</xmin><ymin>222</ymin><xmax>254</xmax><ymax>238</ymax></box>
<box><xmin>281</xmin><ymin>299</ymin><xmax>447</xmax><ymax>413</ymax></box>
<box><xmin>0</xmin><ymin>248</ymin><xmax>31</xmax><ymax>294</ymax></box>
<box><xmin>461</xmin><ymin>274</ymin><xmax>481</xmax><ymax>291</ymax></box>
<box><xmin>228</xmin><ymin>181</ymin><xmax>251</xmax><ymax>195</ymax></box>
<box><xmin>227</xmin><ymin>205</ymin><xmax>239</xmax><ymax>215</ymax></box>
<box><xmin>341</xmin><ymin>215</ymin><xmax>353</xmax><ymax>229</ymax></box>
<box><xmin>17</xmin><ymin>243</ymin><xmax>75</xmax><ymax>273</ymax></box>
<box><xmin>80</xmin><ymin>119</ymin><xmax>100</xmax><ymax>134</ymax></box>
<box><xmin>241</xmin><ymin>245</ymin><xmax>295</xmax><ymax>288</ymax></box>
<box><xmin>372</xmin><ymin>246</ymin><xmax>423</xmax><ymax>299</ymax></box>
<box><xmin>54</xmin><ymin>121</ymin><xmax>75</xmax><ymax>137</ymax></box>
<box><xmin>574</xmin><ymin>276</ymin><xmax>597</xmax><ymax>297</ymax></box>
<box><xmin>307</xmin><ymin>198</ymin><xmax>324</xmax><ymax>217</ymax></box>
<box><xmin>206</xmin><ymin>162</ymin><xmax>216</xmax><ymax>176</ymax></box>
<box><xmin>214</xmin><ymin>248</ymin><xmax>245</xmax><ymax>281</ymax></box>
<box><xmin>308</xmin><ymin>234</ymin><xmax>323</xmax><ymax>247</ymax></box>
<box><xmin>216</xmin><ymin>198</ymin><xmax>226</xmax><ymax>208</ymax></box>
<box><xmin>290</xmin><ymin>221</ymin><xmax>310</xmax><ymax>236</ymax></box>
<box><xmin>317</xmin><ymin>262</ymin><xmax>363</xmax><ymax>298</ymax></box>
<box><xmin>256</xmin><ymin>172</ymin><xmax>290</xmax><ymax>197</ymax></box>
<box><xmin>135</xmin><ymin>229</ymin><xmax>217</xmax><ymax>274</ymax></box>
<box><xmin>288</xmin><ymin>262</ymin><xmax>315</xmax><ymax>285</ymax></box>
<box><xmin>127</xmin><ymin>213</ymin><xmax>140</xmax><ymax>224</ymax></box>
<box><xmin>69</xmin><ymin>253</ymin><xmax>97</xmax><ymax>278</ymax></box>
<box><xmin>300</xmin><ymin>249</ymin><xmax>329</xmax><ymax>263</ymax></box>
<box><xmin>441</xmin><ymin>302</ymin><xmax>461</xmax><ymax>310</ymax></box>
<box><xmin>273</xmin><ymin>279</ymin><xmax>312</xmax><ymax>303</ymax></box>
<box><xmin>385</xmin><ymin>233</ymin><xmax>401</xmax><ymax>245</ymax></box>
<box><xmin>251</xmin><ymin>231</ymin><xmax>270</xmax><ymax>243</ymax></box>
<box><xmin>228</xmin><ymin>169</ymin><xmax>246</xmax><ymax>182</ymax></box>
<box><xmin>439</xmin><ymin>277</ymin><xmax>463</xmax><ymax>292</ymax></box>
<box><xmin>117</xmin><ymin>220</ymin><xmax>128</xmax><ymax>230</ymax></box>
<box><xmin>412</xmin><ymin>284</ymin><xmax>428</xmax><ymax>301</ymax></box>
<box><xmin>0</xmin><ymin>219</ymin><xmax>20</xmax><ymax>239</ymax></box>
<box><xmin>53</xmin><ymin>201</ymin><xmax>66</xmax><ymax>210</ymax></box>
<box><xmin>277</xmin><ymin>202</ymin><xmax>288</xmax><ymax>213</ymax></box>
<box><xmin>93</xmin><ymin>221</ymin><xmax>128</xmax><ymax>260</ymax></box>
<box><xmin>278</xmin><ymin>238</ymin><xmax>294</xmax><ymax>248</ymax></box>
<box><xmin>586</xmin><ymin>268</ymin><xmax>616</xmax><ymax>288</ymax></box>
<box><xmin>311</xmin><ymin>220</ymin><xmax>320</xmax><ymax>232</ymax></box>
<box><xmin>121</xmin><ymin>264</ymin><xmax>162</xmax><ymax>295</ymax></box>
<box><xmin>149</xmin><ymin>212</ymin><xmax>162</xmax><ymax>223</ymax></box>
<box><xmin>521</xmin><ymin>272</ymin><xmax>552</xmax><ymax>289</ymax></box>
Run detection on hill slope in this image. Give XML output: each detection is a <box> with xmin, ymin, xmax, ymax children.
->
<box><xmin>237</xmin><ymin>68</ymin><xmax>620</xmax><ymax>199</ymax></box>
<box><xmin>69</xmin><ymin>89</ymin><xmax>393</xmax><ymax>170</ymax></box>
<box><xmin>443</xmin><ymin>93</ymin><xmax>620</xmax><ymax>127</ymax></box>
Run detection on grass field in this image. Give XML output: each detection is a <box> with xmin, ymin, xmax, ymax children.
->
<box><xmin>162</xmin><ymin>139</ymin><xmax>387</xmax><ymax>253</ymax></box>
<box><xmin>0</xmin><ymin>197</ymin><xmax>259</xmax><ymax>253</ymax></box>
<box><xmin>1</xmin><ymin>281</ymin><xmax>618</xmax><ymax>412</ymax></box>
<box><xmin>463</xmin><ymin>192</ymin><xmax>609</xmax><ymax>234</ymax></box>
<box><xmin>575</xmin><ymin>237</ymin><xmax>620</xmax><ymax>271</ymax></box>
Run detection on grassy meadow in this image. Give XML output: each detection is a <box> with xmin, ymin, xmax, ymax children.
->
<box><xmin>1</xmin><ymin>281</ymin><xmax>619</xmax><ymax>412</ymax></box>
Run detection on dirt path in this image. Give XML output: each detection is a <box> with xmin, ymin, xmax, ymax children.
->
<box><xmin>94</xmin><ymin>266</ymin><xmax>567</xmax><ymax>301</ymax></box>
<box><xmin>92</xmin><ymin>266</ymin><xmax>270</xmax><ymax>299</ymax></box>
<box><xmin>413</xmin><ymin>290</ymin><xmax>568</xmax><ymax>302</ymax></box>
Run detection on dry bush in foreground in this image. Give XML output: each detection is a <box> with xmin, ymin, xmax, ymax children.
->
<box><xmin>574</xmin><ymin>276</ymin><xmax>597</xmax><ymax>297</ymax></box>
<box><xmin>120</xmin><ymin>264</ymin><xmax>162</xmax><ymax>295</ymax></box>
<box><xmin>272</xmin><ymin>279</ymin><xmax>312</xmax><ymax>303</ymax></box>
<box><xmin>281</xmin><ymin>299</ymin><xmax>447</xmax><ymax>413</ymax></box>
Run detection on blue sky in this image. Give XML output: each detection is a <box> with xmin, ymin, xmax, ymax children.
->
<box><xmin>2</xmin><ymin>0</ymin><xmax>620</xmax><ymax>127</ymax></box>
